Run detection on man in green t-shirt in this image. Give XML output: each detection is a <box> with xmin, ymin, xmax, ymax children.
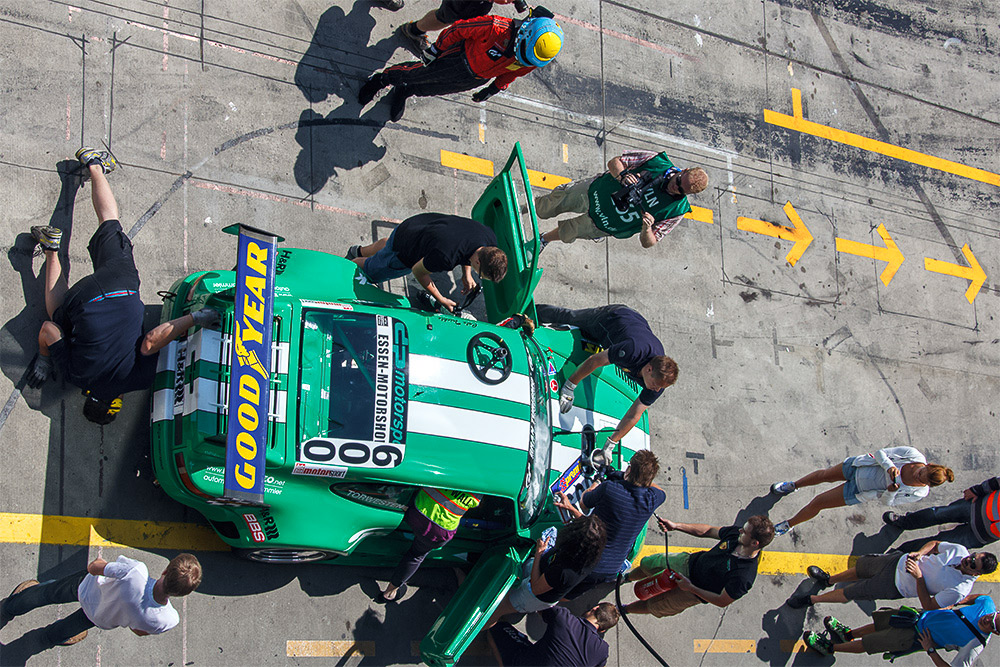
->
<box><xmin>535</xmin><ymin>150</ymin><xmax>708</xmax><ymax>249</ymax></box>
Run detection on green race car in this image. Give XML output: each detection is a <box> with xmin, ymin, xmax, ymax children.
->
<box><xmin>150</xmin><ymin>145</ymin><xmax>651</xmax><ymax>665</ymax></box>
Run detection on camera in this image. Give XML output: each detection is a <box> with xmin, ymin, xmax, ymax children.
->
<box><xmin>514</xmin><ymin>0</ymin><xmax>529</xmax><ymax>13</ymax></box>
<box><xmin>611</xmin><ymin>171</ymin><xmax>668</xmax><ymax>211</ymax></box>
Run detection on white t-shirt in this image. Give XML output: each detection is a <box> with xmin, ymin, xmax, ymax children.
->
<box><xmin>77</xmin><ymin>556</ymin><xmax>179</xmax><ymax>634</ymax></box>
<box><xmin>894</xmin><ymin>542</ymin><xmax>977</xmax><ymax>608</ymax></box>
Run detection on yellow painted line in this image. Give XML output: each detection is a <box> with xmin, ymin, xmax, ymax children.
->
<box><xmin>765</xmin><ymin>89</ymin><xmax>1000</xmax><ymax>188</ymax></box>
<box><xmin>736</xmin><ymin>201</ymin><xmax>813</xmax><ymax>266</ymax></box>
<box><xmin>526</xmin><ymin>169</ymin><xmax>572</xmax><ymax>190</ymax></box>
<box><xmin>287</xmin><ymin>641</ymin><xmax>374</xmax><ymax>657</ymax></box>
<box><xmin>0</xmin><ymin>512</ymin><xmax>228</xmax><ymax>551</ymax></box>
<box><xmin>924</xmin><ymin>243</ymin><xmax>987</xmax><ymax>303</ymax></box>
<box><xmin>694</xmin><ymin>639</ymin><xmax>755</xmax><ymax>653</ymax></box>
<box><xmin>835</xmin><ymin>223</ymin><xmax>905</xmax><ymax>286</ymax></box>
<box><xmin>633</xmin><ymin>543</ymin><xmax>1000</xmax><ymax>583</ymax></box>
<box><xmin>440</xmin><ymin>149</ymin><xmax>494</xmax><ymax>177</ymax></box>
<box><xmin>685</xmin><ymin>206</ymin><xmax>714</xmax><ymax>224</ymax></box>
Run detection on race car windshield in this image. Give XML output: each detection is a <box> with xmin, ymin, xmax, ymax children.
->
<box><xmin>518</xmin><ymin>336</ymin><xmax>553</xmax><ymax>526</ymax></box>
<box><xmin>298</xmin><ymin>311</ymin><xmax>406</xmax><ymax>443</ymax></box>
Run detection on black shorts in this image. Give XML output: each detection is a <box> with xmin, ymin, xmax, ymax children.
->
<box><xmin>54</xmin><ymin>220</ymin><xmax>140</xmax><ymax>330</ymax></box>
<box><xmin>843</xmin><ymin>553</ymin><xmax>903</xmax><ymax>601</ymax></box>
<box><xmin>436</xmin><ymin>0</ymin><xmax>494</xmax><ymax>24</ymax></box>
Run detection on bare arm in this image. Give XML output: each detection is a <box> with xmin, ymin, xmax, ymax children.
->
<box><xmin>610</xmin><ymin>398</ymin><xmax>649</xmax><ymax>443</ymax></box>
<box><xmin>141</xmin><ymin>313</ymin><xmax>195</xmax><ymax>356</ymax></box>
<box><xmin>568</xmin><ymin>350</ymin><xmax>610</xmax><ymax>386</ymax></box>
<box><xmin>659</xmin><ymin>517</ymin><xmax>721</xmax><ymax>540</ymax></box>
<box><xmin>87</xmin><ymin>558</ymin><xmax>109</xmax><ymax>576</ymax></box>
<box><xmin>412</xmin><ymin>260</ymin><xmax>457</xmax><ymax>312</ymax></box>
<box><xmin>674</xmin><ymin>573</ymin><xmax>735</xmax><ymax>608</ymax></box>
<box><xmin>638</xmin><ymin>212</ymin><xmax>658</xmax><ymax>248</ymax></box>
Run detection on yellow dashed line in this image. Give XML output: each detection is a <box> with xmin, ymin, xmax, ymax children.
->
<box><xmin>526</xmin><ymin>169</ymin><xmax>571</xmax><ymax>189</ymax></box>
<box><xmin>286</xmin><ymin>640</ymin><xmax>375</xmax><ymax>657</ymax></box>
<box><xmin>440</xmin><ymin>149</ymin><xmax>493</xmax><ymax>177</ymax></box>
<box><xmin>765</xmin><ymin>89</ymin><xmax>1000</xmax><ymax>187</ymax></box>
<box><xmin>686</xmin><ymin>206</ymin><xmax>714</xmax><ymax>224</ymax></box>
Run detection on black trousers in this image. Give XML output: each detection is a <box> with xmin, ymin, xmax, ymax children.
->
<box><xmin>389</xmin><ymin>531</ymin><xmax>446</xmax><ymax>587</ymax></box>
<box><xmin>3</xmin><ymin>571</ymin><xmax>95</xmax><ymax>644</ymax></box>
<box><xmin>382</xmin><ymin>53</ymin><xmax>486</xmax><ymax>98</ymax></box>
<box><xmin>536</xmin><ymin>303</ymin><xmax>629</xmax><ymax>349</ymax></box>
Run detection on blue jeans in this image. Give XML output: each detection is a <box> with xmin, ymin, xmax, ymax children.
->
<box><xmin>893</xmin><ymin>498</ymin><xmax>986</xmax><ymax>551</ymax></box>
<box><xmin>3</xmin><ymin>571</ymin><xmax>95</xmax><ymax>644</ymax></box>
<box><xmin>361</xmin><ymin>228</ymin><xmax>412</xmax><ymax>283</ymax></box>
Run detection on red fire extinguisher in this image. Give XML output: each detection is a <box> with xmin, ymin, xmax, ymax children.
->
<box><xmin>633</xmin><ymin>515</ymin><xmax>676</xmax><ymax>600</ymax></box>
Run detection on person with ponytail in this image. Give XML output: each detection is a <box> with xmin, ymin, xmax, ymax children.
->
<box><xmin>768</xmin><ymin>447</ymin><xmax>954</xmax><ymax>537</ymax></box>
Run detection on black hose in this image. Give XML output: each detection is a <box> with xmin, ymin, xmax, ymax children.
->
<box><xmin>615</xmin><ymin>572</ymin><xmax>669</xmax><ymax>667</ymax></box>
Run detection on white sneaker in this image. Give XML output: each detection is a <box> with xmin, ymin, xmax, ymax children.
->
<box><xmin>774</xmin><ymin>520</ymin><xmax>791</xmax><ymax>536</ymax></box>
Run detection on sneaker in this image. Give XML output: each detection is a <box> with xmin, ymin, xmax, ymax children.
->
<box><xmin>389</xmin><ymin>87</ymin><xmax>408</xmax><ymax>122</ymax></box>
<box><xmin>804</xmin><ymin>631</ymin><xmax>833</xmax><ymax>655</ymax></box>
<box><xmin>774</xmin><ymin>520</ymin><xmax>791</xmax><ymax>536</ymax></box>
<box><xmin>824</xmin><ymin>616</ymin><xmax>853</xmax><ymax>643</ymax></box>
<box><xmin>57</xmin><ymin>629</ymin><xmax>88</xmax><ymax>646</ymax></box>
<box><xmin>2</xmin><ymin>580</ymin><xmax>38</xmax><ymax>619</ymax></box>
<box><xmin>787</xmin><ymin>593</ymin><xmax>813</xmax><ymax>609</ymax></box>
<box><xmin>883</xmin><ymin>511</ymin><xmax>901</xmax><ymax>527</ymax></box>
<box><xmin>378</xmin><ymin>0</ymin><xmax>404</xmax><ymax>10</ymax></box>
<box><xmin>399</xmin><ymin>22</ymin><xmax>431</xmax><ymax>55</ymax></box>
<box><xmin>374</xmin><ymin>583</ymin><xmax>407</xmax><ymax>604</ymax></box>
<box><xmin>30</xmin><ymin>226</ymin><xmax>62</xmax><ymax>251</ymax></box>
<box><xmin>807</xmin><ymin>565</ymin><xmax>831</xmax><ymax>588</ymax></box>
<box><xmin>770</xmin><ymin>481</ymin><xmax>796</xmax><ymax>496</ymax></box>
<box><xmin>75</xmin><ymin>147</ymin><xmax>118</xmax><ymax>174</ymax></box>
<box><xmin>345</xmin><ymin>245</ymin><xmax>362</xmax><ymax>261</ymax></box>
<box><xmin>358</xmin><ymin>73</ymin><xmax>387</xmax><ymax>106</ymax></box>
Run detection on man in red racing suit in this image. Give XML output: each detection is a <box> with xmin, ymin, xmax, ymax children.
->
<box><xmin>358</xmin><ymin>11</ymin><xmax>562</xmax><ymax>122</ymax></box>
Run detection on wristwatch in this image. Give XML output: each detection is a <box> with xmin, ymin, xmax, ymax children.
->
<box><xmin>926</xmin><ymin>647</ymin><xmax>937</xmax><ymax>655</ymax></box>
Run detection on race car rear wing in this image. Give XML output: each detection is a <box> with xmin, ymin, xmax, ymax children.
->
<box><xmin>472</xmin><ymin>142</ymin><xmax>543</xmax><ymax>324</ymax></box>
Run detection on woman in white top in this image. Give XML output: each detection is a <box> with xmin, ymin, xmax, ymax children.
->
<box><xmin>769</xmin><ymin>446</ymin><xmax>954</xmax><ymax>536</ymax></box>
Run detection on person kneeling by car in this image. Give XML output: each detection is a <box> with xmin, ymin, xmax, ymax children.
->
<box><xmin>346</xmin><ymin>213</ymin><xmax>507</xmax><ymax>313</ymax></box>
<box><xmin>486</xmin><ymin>602</ymin><xmax>619</xmax><ymax>667</ymax></box>
<box><xmin>376</xmin><ymin>487</ymin><xmax>481</xmax><ymax>603</ymax></box>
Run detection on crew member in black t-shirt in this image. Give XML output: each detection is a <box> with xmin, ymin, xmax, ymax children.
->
<box><xmin>26</xmin><ymin>147</ymin><xmax>218</xmax><ymax>424</ymax></box>
<box><xmin>487</xmin><ymin>603</ymin><xmax>619</xmax><ymax>667</ymax></box>
<box><xmin>347</xmin><ymin>213</ymin><xmax>508</xmax><ymax>312</ymax></box>
<box><xmin>622</xmin><ymin>515</ymin><xmax>775</xmax><ymax>618</ymax></box>
<box><xmin>536</xmin><ymin>304</ymin><xmax>678</xmax><ymax>448</ymax></box>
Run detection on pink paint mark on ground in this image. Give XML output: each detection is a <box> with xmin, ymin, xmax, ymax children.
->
<box><xmin>161</xmin><ymin>132</ymin><xmax>167</xmax><ymax>160</ymax></box>
<box><xmin>66</xmin><ymin>94</ymin><xmax>71</xmax><ymax>141</ymax></box>
<box><xmin>192</xmin><ymin>181</ymin><xmax>400</xmax><ymax>221</ymax></box>
<box><xmin>554</xmin><ymin>13</ymin><xmax>696</xmax><ymax>62</ymax></box>
<box><xmin>68</xmin><ymin>6</ymin><xmax>81</xmax><ymax>22</ymax></box>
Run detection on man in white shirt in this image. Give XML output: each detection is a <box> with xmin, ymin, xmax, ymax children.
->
<box><xmin>789</xmin><ymin>540</ymin><xmax>996</xmax><ymax>609</ymax></box>
<box><xmin>1</xmin><ymin>553</ymin><xmax>201</xmax><ymax>647</ymax></box>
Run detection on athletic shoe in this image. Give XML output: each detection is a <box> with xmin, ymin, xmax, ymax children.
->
<box><xmin>774</xmin><ymin>520</ymin><xmax>791</xmax><ymax>536</ymax></box>
<box><xmin>399</xmin><ymin>22</ymin><xmax>431</xmax><ymax>56</ymax></box>
<box><xmin>787</xmin><ymin>593</ymin><xmax>812</xmax><ymax>609</ymax></box>
<box><xmin>345</xmin><ymin>245</ymin><xmax>362</xmax><ymax>260</ymax></box>
<box><xmin>804</xmin><ymin>631</ymin><xmax>833</xmax><ymax>655</ymax></box>
<box><xmin>379</xmin><ymin>0</ymin><xmax>404</xmax><ymax>10</ymax></box>
<box><xmin>883</xmin><ymin>511</ymin><xmax>901</xmax><ymax>527</ymax></box>
<box><xmin>358</xmin><ymin>73</ymin><xmax>387</xmax><ymax>106</ymax></box>
<box><xmin>1</xmin><ymin>580</ymin><xmax>38</xmax><ymax>619</ymax></box>
<box><xmin>389</xmin><ymin>87</ymin><xmax>408</xmax><ymax>122</ymax></box>
<box><xmin>807</xmin><ymin>565</ymin><xmax>831</xmax><ymax>588</ymax></box>
<box><xmin>58</xmin><ymin>630</ymin><xmax>88</xmax><ymax>646</ymax></box>
<box><xmin>770</xmin><ymin>481</ymin><xmax>796</xmax><ymax>496</ymax></box>
<box><xmin>30</xmin><ymin>226</ymin><xmax>62</xmax><ymax>251</ymax></box>
<box><xmin>75</xmin><ymin>147</ymin><xmax>117</xmax><ymax>174</ymax></box>
<box><xmin>824</xmin><ymin>616</ymin><xmax>853</xmax><ymax>643</ymax></box>
<box><xmin>374</xmin><ymin>583</ymin><xmax>407</xmax><ymax>604</ymax></box>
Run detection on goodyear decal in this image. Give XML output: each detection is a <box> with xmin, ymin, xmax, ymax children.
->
<box><xmin>223</xmin><ymin>225</ymin><xmax>279</xmax><ymax>506</ymax></box>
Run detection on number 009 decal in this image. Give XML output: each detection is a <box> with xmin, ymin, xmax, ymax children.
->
<box><xmin>299</xmin><ymin>438</ymin><xmax>405</xmax><ymax>469</ymax></box>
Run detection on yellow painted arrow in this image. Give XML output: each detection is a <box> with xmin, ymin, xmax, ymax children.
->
<box><xmin>835</xmin><ymin>224</ymin><xmax>905</xmax><ymax>286</ymax></box>
<box><xmin>736</xmin><ymin>201</ymin><xmax>813</xmax><ymax>266</ymax></box>
<box><xmin>924</xmin><ymin>244</ymin><xmax>987</xmax><ymax>303</ymax></box>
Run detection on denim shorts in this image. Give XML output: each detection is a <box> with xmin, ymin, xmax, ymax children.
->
<box><xmin>841</xmin><ymin>458</ymin><xmax>863</xmax><ymax>506</ymax></box>
<box><xmin>507</xmin><ymin>558</ymin><xmax>556</xmax><ymax>614</ymax></box>
<box><xmin>361</xmin><ymin>229</ymin><xmax>411</xmax><ymax>283</ymax></box>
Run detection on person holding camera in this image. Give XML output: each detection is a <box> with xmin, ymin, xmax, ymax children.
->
<box><xmin>535</xmin><ymin>150</ymin><xmax>708</xmax><ymax>249</ymax></box>
<box><xmin>359</xmin><ymin>9</ymin><xmax>563</xmax><ymax>122</ymax></box>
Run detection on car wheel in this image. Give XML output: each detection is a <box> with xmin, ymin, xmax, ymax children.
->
<box><xmin>235</xmin><ymin>548</ymin><xmax>337</xmax><ymax>564</ymax></box>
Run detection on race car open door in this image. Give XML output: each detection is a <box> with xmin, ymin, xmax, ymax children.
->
<box><xmin>472</xmin><ymin>143</ymin><xmax>544</xmax><ymax>325</ymax></box>
<box><xmin>420</xmin><ymin>542</ymin><xmax>532</xmax><ymax>667</ymax></box>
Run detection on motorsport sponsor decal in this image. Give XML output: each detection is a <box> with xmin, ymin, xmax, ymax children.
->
<box><xmin>292</xmin><ymin>462</ymin><xmax>348</xmax><ymax>478</ymax></box>
<box><xmin>300</xmin><ymin>299</ymin><xmax>354</xmax><ymax>311</ymax></box>
<box><xmin>201</xmin><ymin>467</ymin><xmax>286</xmax><ymax>498</ymax></box>
<box><xmin>547</xmin><ymin>360</ymin><xmax>557</xmax><ymax>377</ymax></box>
<box><xmin>549</xmin><ymin>379</ymin><xmax>559</xmax><ymax>392</ymax></box>
<box><xmin>242</xmin><ymin>508</ymin><xmax>280</xmax><ymax>542</ymax></box>
<box><xmin>338</xmin><ymin>488</ymin><xmax>408</xmax><ymax>512</ymax></box>
<box><xmin>222</xmin><ymin>225</ymin><xmax>279</xmax><ymax>506</ymax></box>
<box><xmin>298</xmin><ymin>316</ymin><xmax>409</xmax><ymax>469</ymax></box>
<box><xmin>550</xmin><ymin>456</ymin><xmax>585</xmax><ymax>524</ymax></box>
<box><xmin>172</xmin><ymin>339</ymin><xmax>188</xmax><ymax>414</ymax></box>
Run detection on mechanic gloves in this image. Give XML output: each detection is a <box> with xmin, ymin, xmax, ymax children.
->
<box><xmin>472</xmin><ymin>84</ymin><xmax>501</xmax><ymax>103</ymax></box>
<box><xmin>559</xmin><ymin>379</ymin><xmax>576</xmax><ymax>413</ymax></box>
<box><xmin>26</xmin><ymin>353</ymin><xmax>53</xmax><ymax>388</ymax></box>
